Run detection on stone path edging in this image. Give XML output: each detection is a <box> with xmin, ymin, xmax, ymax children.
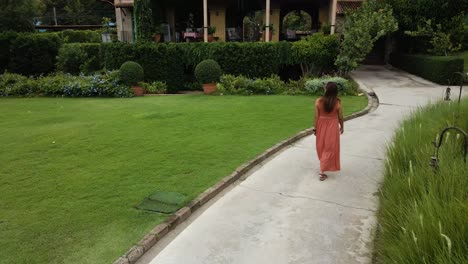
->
<box><xmin>113</xmin><ymin>90</ymin><xmax>379</xmax><ymax>264</ymax></box>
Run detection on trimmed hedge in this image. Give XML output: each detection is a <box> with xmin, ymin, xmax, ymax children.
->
<box><xmin>390</xmin><ymin>53</ymin><xmax>464</xmax><ymax>85</ymax></box>
<box><xmin>55</xmin><ymin>38</ymin><xmax>338</xmax><ymax>92</ymax></box>
<box><xmin>9</xmin><ymin>33</ymin><xmax>62</xmax><ymax>75</ymax></box>
<box><xmin>0</xmin><ymin>30</ymin><xmax>102</xmax><ymax>75</ymax></box>
<box><xmin>0</xmin><ymin>31</ymin><xmax>19</xmax><ymax>72</ymax></box>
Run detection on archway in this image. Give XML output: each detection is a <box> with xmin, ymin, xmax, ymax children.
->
<box><xmin>282</xmin><ymin>10</ymin><xmax>312</xmax><ymax>40</ymax></box>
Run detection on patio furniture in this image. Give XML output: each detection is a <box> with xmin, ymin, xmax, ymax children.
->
<box><xmin>226</xmin><ymin>28</ymin><xmax>241</xmax><ymax>42</ymax></box>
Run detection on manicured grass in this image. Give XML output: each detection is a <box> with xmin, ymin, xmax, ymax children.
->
<box><xmin>0</xmin><ymin>95</ymin><xmax>367</xmax><ymax>264</ymax></box>
<box><xmin>375</xmin><ymin>99</ymin><xmax>468</xmax><ymax>263</ymax></box>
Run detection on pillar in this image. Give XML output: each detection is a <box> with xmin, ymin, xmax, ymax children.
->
<box><xmin>330</xmin><ymin>0</ymin><xmax>338</xmax><ymax>34</ymax></box>
<box><xmin>209</xmin><ymin>8</ymin><xmax>226</xmax><ymax>42</ymax></box>
<box><xmin>265</xmin><ymin>0</ymin><xmax>271</xmax><ymax>42</ymax></box>
<box><xmin>115</xmin><ymin>8</ymin><xmax>133</xmax><ymax>42</ymax></box>
<box><xmin>262</xmin><ymin>8</ymin><xmax>280</xmax><ymax>42</ymax></box>
<box><xmin>203</xmin><ymin>0</ymin><xmax>208</xmax><ymax>42</ymax></box>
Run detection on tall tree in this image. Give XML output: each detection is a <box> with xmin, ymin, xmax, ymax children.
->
<box><xmin>39</xmin><ymin>0</ymin><xmax>115</xmax><ymax>25</ymax></box>
<box><xmin>0</xmin><ymin>0</ymin><xmax>40</xmax><ymax>32</ymax></box>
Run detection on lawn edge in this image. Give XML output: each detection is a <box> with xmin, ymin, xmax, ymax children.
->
<box><xmin>113</xmin><ymin>90</ymin><xmax>379</xmax><ymax>264</ymax></box>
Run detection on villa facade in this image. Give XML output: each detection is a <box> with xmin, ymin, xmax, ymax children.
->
<box><xmin>111</xmin><ymin>0</ymin><xmax>363</xmax><ymax>43</ymax></box>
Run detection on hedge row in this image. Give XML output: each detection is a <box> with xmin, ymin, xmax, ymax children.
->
<box><xmin>390</xmin><ymin>53</ymin><xmax>464</xmax><ymax>85</ymax></box>
<box><xmin>56</xmin><ymin>36</ymin><xmax>338</xmax><ymax>92</ymax></box>
<box><xmin>0</xmin><ymin>30</ymin><xmax>101</xmax><ymax>74</ymax></box>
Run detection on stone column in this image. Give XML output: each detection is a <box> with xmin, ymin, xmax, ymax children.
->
<box><xmin>330</xmin><ymin>0</ymin><xmax>338</xmax><ymax>34</ymax></box>
<box><xmin>265</xmin><ymin>0</ymin><xmax>270</xmax><ymax>42</ymax></box>
<box><xmin>203</xmin><ymin>0</ymin><xmax>208</xmax><ymax>42</ymax></box>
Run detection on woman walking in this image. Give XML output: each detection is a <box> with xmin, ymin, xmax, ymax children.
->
<box><xmin>314</xmin><ymin>82</ymin><xmax>344</xmax><ymax>181</ymax></box>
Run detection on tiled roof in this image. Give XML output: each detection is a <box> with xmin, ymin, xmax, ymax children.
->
<box><xmin>337</xmin><ymin>1</ymin><xmax>362</xmax><ymax>14</ymax></box>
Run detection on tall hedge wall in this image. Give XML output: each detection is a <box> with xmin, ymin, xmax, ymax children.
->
<box><xmin>390</xmin><ymin>53</ymin><xmax>464</xmax><ymax>85</ymax></box>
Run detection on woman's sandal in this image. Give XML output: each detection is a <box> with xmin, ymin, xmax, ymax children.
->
<box><xmin>319</xmin><ymin>173</ymin><xmax>328</xmax><ymax>181</ymax></box>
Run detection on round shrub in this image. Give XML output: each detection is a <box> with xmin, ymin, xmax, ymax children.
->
<box><xmin>119</xmin><ymin>61</ymin><xmax>144</xmax><ymax>86</ymax></box>
<box><xmin>195</xmin><ymin>59</ymin><xmax>222</xmax><ymax>84</ymax></box>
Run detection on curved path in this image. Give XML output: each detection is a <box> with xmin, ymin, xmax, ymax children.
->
<box><xmin>137</xmin><ymin>66</ymin><xmax>455</xmax><ymax>264</ymax></box>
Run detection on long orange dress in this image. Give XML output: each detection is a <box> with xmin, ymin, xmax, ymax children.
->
<box><xmin>315</xmin><ymin>99</ymin><xmax>341</xmax><ymax>172</ymax></box>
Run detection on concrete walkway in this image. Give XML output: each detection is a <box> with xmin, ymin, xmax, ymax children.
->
<box><xmin>137</xmin><ymin>66</ymin><xmax>458</xmax><ymax>264</ymax></box>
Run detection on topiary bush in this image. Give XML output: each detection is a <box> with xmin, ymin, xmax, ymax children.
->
<box><xmin>119</xmin><ymin>61</ymin><xmax>144</xmax><ymax>86</ymax></box>
<box><xmin>195</xmin><ymin>59</ymin><xmax>222</xmax><ymax>84</ymax></box>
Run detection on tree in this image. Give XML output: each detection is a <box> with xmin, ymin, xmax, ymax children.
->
<box><xmin>39</xmin><ymin>0</ymin><xmax>115</xmax><ymax>25</ymax></box>
<box><xmin>0</xmin><ymin>0</ymin><xmax>40</xmax><ymax>32</ymax></box>
<box><xmin>384</xmin><ymin>0</ymin><xmax>467</xmax><ymax>50</ymax></box>
<box><xmin>335</xmin><ymin>0</ymin><xmax>398</xmax><ymax>75</ymax></box>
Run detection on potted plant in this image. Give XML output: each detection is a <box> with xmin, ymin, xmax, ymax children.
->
<box><xmin>261</xmin><ymin>24</ymin><xmax>274</xmax><ymax>41</ymax></box>
<box><xmin>101</xmin><ymin>17</ymin><xmax>113</xmax><ymax>43</ymax></box>
<box><xmin>153</xmin><ymin>24</ymin><xmax>165</xmax><ymax>43</ymax></box>
<box><xmin>119</xmin><ymin>61</ymin><xmax>145</xmax><ymax>96</ymax></box>
<box><xmin>208</xmin><ymin>26</ymin><xmax>216</xmax><ymax>42</ymax></box>
<box><xmin>195</xmin><ymin>59</ymin><xmax>222</xmax><ymax>94</ymax></box>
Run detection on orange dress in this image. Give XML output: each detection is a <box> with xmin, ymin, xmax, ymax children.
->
<box><xmin>315</xmin><ymin>99</ymin><xmax>341</xmax><ymax>172</ymax></box>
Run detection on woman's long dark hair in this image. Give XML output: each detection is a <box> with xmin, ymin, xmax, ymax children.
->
<box><xmin>323</xmin><ymin>82</ymin><xmax>339</xmax><ymax>113</ymax></box>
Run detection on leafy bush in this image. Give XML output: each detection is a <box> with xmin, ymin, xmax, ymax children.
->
<box><xmin>216</xmin><ymin>74</ymin><xmax>286</xmax><ymax>95</ymax></box>
<box><xmin>0</xmin><ymin>32</ymin><xmax>19</xmax><ymax>73</ymax></box>
<box><xmin>390</xmin><ymin>53</ymin><xmax>463</xmax><ymax>84</ymax></box>
<box><xmin>57</xmin><ymin>43</ymin><xmax>102</xmax><ymax>74</ymax></box>
<box><xmin>249</xmin><ymin>75</ymin><xmax>285</xmax><ymax>95</ymax></box>
<box><xmin>140</xmin><ymin>81</ymin><xmax>167</xmax><ymax>94</ymax></box>
<box><xmin>195</xmin><ymin>59</ymin><xmax>222</xmax><ymax>84</ymax></box>
<box><xmin>9</xmin><ymin>33</ymin><xmax>62</xmax><ymax>75</ymax></box>
<box><xmin>119</xmin><ymin>61</ymin><xmax>144</xmax><ymax>86</ymax></box>
<box><xmin>0</xmin><ymin>71</ymin><xmax>132</xmax><ymax>97</ymax></box>
<box><xmin>305</xmin><ymin>77</ymin><xmax>357</xmax><ymax>95</ymax></box>
<box><xmin>0</xmin><ymin>72</ymin><xmax>37</xmax><ymax>96</ymax></box>
<box><xmin>291</xmin><ymin>34</ymin><xmax>339</xmax><ymax>76</ymax></box>
<box><xmin>376</xmin><ymin>99</ymin><xmax>468</xmax><ymax>264</ymax></box>
<box><xmin>58</xmin><ymin>30</ymin><xmax>101</xmax><ymax>43</ymax></box>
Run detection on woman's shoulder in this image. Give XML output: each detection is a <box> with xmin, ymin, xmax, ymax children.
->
<box><xmin>315</xmin><ymin>97</ymin><xmax>323</xmax><ymax>104</ymax></box>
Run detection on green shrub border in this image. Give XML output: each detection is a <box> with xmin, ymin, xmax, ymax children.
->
<box><xmin>390</xmin><ymin>53</ymin><xmax>464</xmax><ymax>85</ymax></box>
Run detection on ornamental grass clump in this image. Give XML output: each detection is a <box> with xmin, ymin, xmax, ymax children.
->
<box><xmin>375</xmin><ymin>99</ymin><xmax>468</xmax><ymax>264</ymax></box>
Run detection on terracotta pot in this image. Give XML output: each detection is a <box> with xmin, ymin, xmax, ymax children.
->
<box><xmin>153</xmin><ymin>34</ymin><xmax>162</xmax><ymax>43</ymax></box>
<box><xmin>262</xmin><ymin>31</ymin><xmax>273</xmax><ymax>42</ymax></box>
<box><xmin>202</xmin><ymin>83</ymin><xmax>217</xmax><ymax>94</ymax></box>
<box><xmin>132</xmin><ymin>85</ymin><xmax>145</xmax><ymax>96</ymax></box>
<box><xmin>208</xmin><ymin>34</ymin><xmax>214</xmax><ymax>42</ymax></box>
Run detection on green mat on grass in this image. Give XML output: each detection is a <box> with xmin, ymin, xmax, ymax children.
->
<box><xmin>135</xmin><ymin>191</ymin><xmax>186</xmax><ymax>214</ymax></box>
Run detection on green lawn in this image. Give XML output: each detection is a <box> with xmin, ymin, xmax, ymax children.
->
<box><xmin>375</xmin><ymin>98</ymin><xmax>468</xmax><ymax>263</ymax></box>
<box><xmin>0</xmin><ymin>95</ymin><xmax>367</xmax><ymax>264</ymax></box>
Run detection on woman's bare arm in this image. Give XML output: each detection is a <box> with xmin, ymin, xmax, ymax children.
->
<box><xmin>314</xmin><ymin>99</ymin><xmax>320</xmax><ymax>129</ymax></box>
<box><xmin>338</xmin><ymin>102</ymin><xmax>344</xmax><ymax>134</ymax></box>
